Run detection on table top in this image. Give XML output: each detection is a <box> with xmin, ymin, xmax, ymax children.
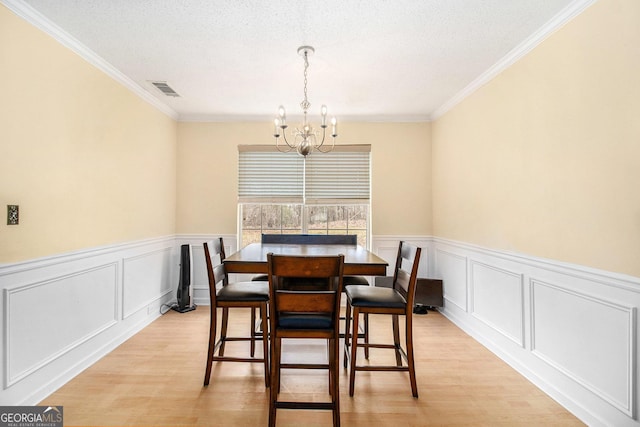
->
<box><xmin>224</xmin><ymin>243</ymin><xmax>388</xmax><ymax>276</ymax></box>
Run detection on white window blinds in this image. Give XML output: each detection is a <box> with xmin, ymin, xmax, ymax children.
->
<box><xmin>238</xmin><ymin>145</ymin><xmax>370</xmax><ymax>204</ymax></box>
<box><xmin>304</xmin><ymin>150</ymin><xmax>370</xmax><ymax>204</ymax></box>
<box><xmin>238</xmin><ymin>146</ymin><xmax>303</xmax><ymax>203</ymax></box>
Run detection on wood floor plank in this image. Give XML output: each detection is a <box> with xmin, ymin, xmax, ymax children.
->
<box><xmin>40</xmin><ymin>307</ymin><xmax>584</xmax><ymax>426</ymax></box>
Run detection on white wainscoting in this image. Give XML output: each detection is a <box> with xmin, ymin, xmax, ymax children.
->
<box><xmin>2</xmin><ymin>234</ymin><xmax>638</xmax><ymax>427</ymax></box>
<box><xmin>433</xmin><ymin>237</ymin><xmax>640</xmax><ymax>427</ymax></box>
<box><xmin>0</xmin><ymin>236</ymin><xmax>177</xmax><ymax>405</ymax></box>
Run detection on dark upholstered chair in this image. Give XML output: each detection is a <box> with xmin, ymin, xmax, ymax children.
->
<box><xmin>267</xmin><ymin>253</ymin><xmax>345</xmax><ymax>427</ymax></box>
<box><xmin>253</xmin><ymin>234</ymin><xmax>370</xmax><ymax>339</ymax></box>
<box><xmin>343</xmin><ymin>241</ymin><xmax>422</xmax><ymax>397</ymax></box>
<box><xmin>202</xmin><ymin>238</ymin><xmax>270</xmax><ymax>387</ymax></box>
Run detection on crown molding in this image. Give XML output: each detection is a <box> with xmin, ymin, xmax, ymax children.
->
<box><xmin>2</xmin><ymin>0</ymin><xmax>179</xmax><ymax>120</ymax></box>
<box><xmin>429</xmin><ymin>0</ymin><xmax>597</xmax><ymax>121</ymax></box>
<box><xmin>178</xmin><ymin>113</ymin><xmax>431</xmax><ymax>123</ymax></box>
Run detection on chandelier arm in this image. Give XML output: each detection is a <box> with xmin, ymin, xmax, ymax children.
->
<box><xmin>315</xmin><ymin>126</ymin><xmax>327</xmax><ymax>149</ymax></box>
<box><xmin>315</xmin><ymin>132</ymin><xmax>335</xmax><ymax>153</ymax></box>
<box><xmin>282</xmin><ymin>130</ymin><xmax>300</xmax><ymax>149</ymax></box>
<box><xmin>275</xmin><ymin>134</ymin><xmax>295</xmax><ymax>152</ymax></box>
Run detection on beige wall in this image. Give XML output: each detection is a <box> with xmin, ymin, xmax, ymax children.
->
<box><xmin>176</xmin><ymin>121</ymin><xmax>432</xmax><ymax>237</ymax></box>
<box><xmin>0</xmin><ymin>5</ymin><xmax>178</xmax><ymax>262</ymax></box>
<box><xmin>11</xmin><ymin>0</ymin><xmax>634</xmax><ymax>279</ymax></box>
<box><xmin>432</xmin><ymin>0</ymin><xmax>640</xmax><ymax>276</ymax></box>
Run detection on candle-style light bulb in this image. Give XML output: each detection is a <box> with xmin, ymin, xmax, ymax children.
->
<box><xmin>278</xmin><ymin>105</ymin><xmax>287</xmax><ymax>127</ymax></box>
<box><xmin>321</xmin><ymin>105</ymin><xmax>328</xmax><ymax>127</ymax></box>
<box><xmin>331</xmin><ymin>116</ymin><xmax>337</xmax><ymax>137</ymax></box>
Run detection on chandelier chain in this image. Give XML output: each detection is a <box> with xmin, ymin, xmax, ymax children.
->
<box><xmin>300</xmin><ymin>50</ymin><xmax>310</xmax><ymax>112</ymax></box>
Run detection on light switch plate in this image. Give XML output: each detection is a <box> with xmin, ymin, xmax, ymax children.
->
<box><xmin>7</xmin><ymin>205</ymin><xmax>19</xmax><ymax>225</ymax></box>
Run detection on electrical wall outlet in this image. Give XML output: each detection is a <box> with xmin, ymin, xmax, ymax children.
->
<box><xmin>7</xmin><ymin>205</ymin><xmax>19</xmax><ymax>225</ymax></box>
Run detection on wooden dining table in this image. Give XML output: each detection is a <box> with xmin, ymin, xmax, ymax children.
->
<box><xmin>223</xmin><ymin>243</ymin><xmax>389</xmax><ymax>276</ymax></box>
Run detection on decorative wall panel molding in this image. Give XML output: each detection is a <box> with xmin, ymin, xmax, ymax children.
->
<box><xmin>433</xmin><ymin>237</ymin><xmax>640</xmax><ymax>426</ymax></box>
<box><xmin>470</xmin><ymin>261</ymin><xmax>524</xmax><ymax>347</ymax></box>
<box><xmin>4</xmin><ymin>263</ymin><xmax>118</xmax><ymax>387</ymax></box>
<box><xmin>434</xmin><ymin>248</ymin><xmax>468</xmax><ymax>312</ymax></box>
<box><xmin>531</xmin><ymin>279</ymin><xmax>636</xmax><ymax>417</ymax></box>
<box><xmin>0</xmin><ymin>236</ymin><xmax>176</xmax><ymax>405</ymax></box>
<box><xmin>122</xmin><ymin>247</ymin><xmax>174</xmax><ymax>319</ymax></box>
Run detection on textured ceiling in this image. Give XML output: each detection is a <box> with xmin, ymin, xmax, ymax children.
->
<box><xmin>9</xmin><ymin>0</ymin><xmax>592</xmax><ymax>122</ymax></box>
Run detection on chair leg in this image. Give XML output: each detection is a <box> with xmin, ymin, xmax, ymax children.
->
<box><xmin>406</xmin><ymin>313</ymin><xmax>418</xmax><ymax>398</ymax></box>
<box><xmin>330</xmin><ymin>336</ymin><xmax>340</xmax><ymax>427</ymax></box>
<box><xmin>328</xmin><ymin>338</ymin><xmax>334</xmax><ymax>397</ymax></box>
<box><xmin>277</xmin><ymin>338</ymin><xmax>282</xmax><ymax>394</ymax></box>
<box><xmin>261</xmin><ymin>303</ymin><xmax>270</xmax><ymax>388</ymax></box>
<box><xmin>269</xmin><ymin>335</ymin><xmax>281</xmax><ymax>427</ymax></box>
<box><xmin>363</xmin><ymin>313</ymin><xmax>369</xmax><ymax>359</ymax></box>
<box><xmin>204</xmin><ymin>305</ymin><xmax>218</xmax><ymax>386</ymax></box>
<box><xmin>219</xmin><ymin>307</ymin><xmax>229</xmax><ymax>356</ymax></box>
<box><xmin>348</xmin><ymin>307</ymin><xmax>360</xmax><ymax>397</ymax></box>
<box><xmin>343</xmin><ymin>303</ymin><xmax>352</xmax><ymax>369</ymax></box>
<box><xmin>392</xmin><ymin>314</ymin><xmax>402</xmax><ymax>366</ymax></box>
<box><xmin>250</xmin><ymin>307</ymin><xmax>256</xmax><ymax>357</ymax></box>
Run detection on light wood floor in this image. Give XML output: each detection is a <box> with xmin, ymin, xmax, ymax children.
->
<box><xmin>40</xmin><ymin>307</ymin><xmax>584</xmax><ymax>426</ymax></box>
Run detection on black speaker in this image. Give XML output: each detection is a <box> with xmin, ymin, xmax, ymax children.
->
<box><xmin>173</xmin><ymin>244</ymin><xmax>196</xmax><ymax>313</ymax></box>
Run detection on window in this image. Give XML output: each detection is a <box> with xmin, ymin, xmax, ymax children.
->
<box><xmin>238</xmin><ymin>145</ymin><xmax>371</xmax><ymax>248</ymax></box>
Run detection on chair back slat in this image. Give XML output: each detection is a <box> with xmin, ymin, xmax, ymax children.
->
<box><xmin>394</xmin><ymin>269</ymin><xmax>411</xmax><ymax>299</ymax></box>
<box><xmin>392</xmin><ymin>241</ymin><xmax>422</xmax><ymax>307</ymax></box>
<box><xmin>270</xmin><ymin>254</ymin><xmax>344</xmax><ymax>277</ymax></box>
<box><xmin>203</xmin><ymin>238</ymin><xmax>231</xmax><ymax>305</ymax></box>
<box><xmin>276</xmin><ymin>291</ymin><xmax>336</xmax><ymax>313</ymax></box>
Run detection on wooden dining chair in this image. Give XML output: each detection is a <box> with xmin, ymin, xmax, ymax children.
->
<box><xmin>267</xmin><ymin>253</ymin><xmax>345</xmax><ymax>427</ymax></box>
<box><xmin>343</xmin><ymin>241</ymin><xmax>422</xmax><ymax>397</ymax></box>
<box><xmin>202</xmin><ymin>238</ymin><xmax>270</xmax><ymax>387</ymax></box>
<box><xmin>253</xmin><ymin>233</ymin><xmax>370</xmax><ymax>339</ymax></box>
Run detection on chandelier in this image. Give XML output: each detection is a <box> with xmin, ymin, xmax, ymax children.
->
<box><xmin>273</xmin><ymin>46</ymin><xmax>337</xmax><ymax>156</ymax></box>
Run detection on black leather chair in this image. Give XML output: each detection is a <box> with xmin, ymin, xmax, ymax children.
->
<box><xmin>267</xmin><ymin>253</ymin><xmax>345</xmax><ymax>427</ymax></box>
<box><xmin>343</xmin><ymin>241</ymin><xmax>422</xmax><ymax>397</ymax></box>
<box><xmin>253</xmin><ymin>234</ymin><xmax>369</xmax><ymax>339</ymax></box>
<box><xmin>202</xmin><ymin>238</ymin><xmax>270</xmax><ymax>387</ymax></box>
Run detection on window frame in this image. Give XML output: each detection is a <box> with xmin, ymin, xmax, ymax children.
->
<box><xmin>237</xmin><ymin>145</ymin><xmax>371</xmax><ymax>248</ymax></box>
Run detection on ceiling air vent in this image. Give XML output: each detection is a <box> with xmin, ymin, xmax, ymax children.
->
<box><xmin>151</xmin><ymin>81</ymin><xmax>180</xmax><ymax>97</ymax></box>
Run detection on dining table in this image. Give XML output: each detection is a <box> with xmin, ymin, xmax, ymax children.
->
<box><xmin>223</xmin><ymin>242</ymin><xmax>389</xmax><ymax>276</ymax></box>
